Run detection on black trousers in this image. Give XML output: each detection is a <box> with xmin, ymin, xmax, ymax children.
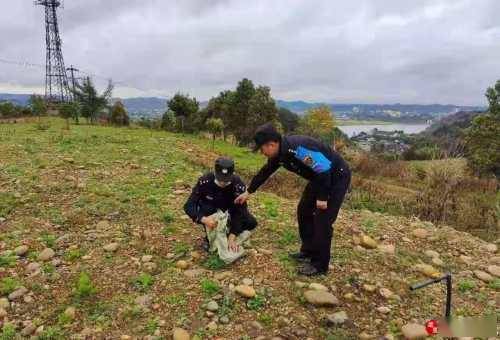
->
<box><xmin>297</xmin><ymin>169</ymin><xmax>351</xmax><ymax>271</ymax></box>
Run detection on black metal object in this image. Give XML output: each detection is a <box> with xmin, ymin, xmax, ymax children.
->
<box><xmin>410</xmin><ymin>272</ymin><xmax>452</xmax><ymax>321</ymax></box>
<box><xmin>35</xmin><ymin>0</ymin><xmax>71</xmax><ymax>103</ymax></box>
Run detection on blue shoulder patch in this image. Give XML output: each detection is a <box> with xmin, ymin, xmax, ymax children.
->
<box><xmin>294</xmin><ymin>146</ymin><xmax>332</xmax><ymax>173</ymax></box>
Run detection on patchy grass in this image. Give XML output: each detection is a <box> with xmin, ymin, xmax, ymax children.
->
<box><xmin>132</xmin><ymin>273</ymin><xmax>154</xmax><ymax>292</ymax></box>
<box><xmin>200</xmin><ymin>279</ymin><xmax>220</xmax><ymax>297</ymax></box>
<box><xmin>0</xmin><ymin>277</ymin><xmax>21</xmax><ymax>295</ymax></box>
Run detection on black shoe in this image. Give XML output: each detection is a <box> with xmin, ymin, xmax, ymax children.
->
<box><xmin>298</xmin><ymin>263</ymin><xmax>327</xmax><ymax>276</ymax></box>
<box><xmin>289</xmin><ymin>252</ymin><xmax>311</xmax><ymax>263</ymax></box>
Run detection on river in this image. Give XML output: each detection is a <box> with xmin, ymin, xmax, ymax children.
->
<box><xmin>338</xmin><ymin>123</ymin><xmax>430</xmax><ymax>137</ymax></box>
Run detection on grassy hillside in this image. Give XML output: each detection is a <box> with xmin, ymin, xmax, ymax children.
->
<box><xmin>0</xmin><ymin>118</ymin><xmax>498</xmax><ymax>339</ymax></box>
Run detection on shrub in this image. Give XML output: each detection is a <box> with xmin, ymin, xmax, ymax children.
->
<box><xmin>74</xmin><ymin>272</ymin><xmax>96</xmax><ymax>298</ymax></box>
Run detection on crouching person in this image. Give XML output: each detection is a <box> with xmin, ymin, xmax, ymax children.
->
<box><xmin>183</xmin><ymin>157</ymin><xmax>257</xmax><ymax>262</ymax></box>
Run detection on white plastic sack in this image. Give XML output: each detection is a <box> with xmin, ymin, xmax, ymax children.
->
<box><xmin>205</xmin><ymin>210</ymin><xmax>251</xmax><ymax>264</ymax></box>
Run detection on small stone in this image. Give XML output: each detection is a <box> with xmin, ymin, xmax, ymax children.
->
<box><xmin>14</xmin><ymin>245</ymin><xmax>29</xmax><ymax>256</ymax></box>
<box><xmin>141</xmin><ymin>255</ymin><xmax>153</xmax><ymax>263</ymax></box>
<box><xmin>303</xmin><ymin>290</ymin><xmax>339</xmax><ymax>306</ymax></box>
<box><xmin>363</xmin><ymin>284</ymin><xmax>376</xmax><ymax>292</ymax></box>
<box><xmin>96</xmin><ymin>220</ymin><xmax>110</xmax><ymax>229</ymax></box>
<box><xmin>234</xmin><ymin>285</ymin><xmax>256</xmax><ymax>298</ymax></box>
<box><xmin>491</xmin><ymin>256</ymin><xmax>500</xmax><ymax>264</ymax></box>
<box><xmin>172</xmin><ymin>328</ymin><xmax>190</xmax><ymax>340</ymax></box>
<box><xmin>206</xmin><ymin>300</ymin><xmax>219</xmax><ymax>312</ymax></box>
<box><xmin>26</xmin><ymin>262</ymin><xmax>41</xmax><ymax>273</ymax></box>
<box><xmin>166</xmin><ymin>253</ymin><xmax>175</xmax><ymax>260</ymax></box>
<box><xmin>432</xmin><ymin>257</ymin><xmax>444</xmax><ymax>267</ymax></box>
<box><xmin>294</xmin><ymin>281</ymin><xmax>308</xmax><ymax>288</ymax></box>
<box><xmin>378</xmin><ymin>244</ymin><xmax>395</xmax><ymax>254</ymax></box>
<box><xmin>214</xmin><ymin>271</ymin><xmax>232</xmax><ymax>281</ymax></box>
<box><xmin>206</xmin><ymin>321</ymin><xmax>217</xmax><ymax>331</ymax></box>
<box><xmin>359</xmin><ymin>332</ymin><xmax>374</xmax><ymax>339</ymax></box>
<box><xmin>144</xmin><ymin>262</ymin><xmax>157</xmax><ymax>273</ymax></box>
<box><xmin>8</xmin><ymin>286</ymin><xmax>28</xmax><ymax>301</ymax></box>
<box><xmin>23</xmin><ymin>295</ymin><xmax>34</xmax><ymax>303</ymax></box>
<box><xmin>0</xmin><ymin>298</ymin><xmax>9</xmax><ymax>309</ymax></box>
<box><xmin>220</xmin><ymin>316</ymin><xmax>230</xmax><ymax>324</ymax></box>
<box><xmin>487</xmin><ymin>265</ymin><xmax>500</xmax><ymax>277</ymax></box>
<box><xmin>38</xmin><ymin>248</ymin><xmax>55</xmax><ymax>261</ymax></box>
<box><xmin>258</xmin><ymin>248</ymin><xmax>273</xmax><ymax>255</ymax></box>
<box><xmin>343</xmin><ymin>293</ymin><xmax>354</xmax><ymax>300</ymax></box>
<box><xmin>424</xmin><ymin>250</ymin><xmax>440</xmax><ymax>258</ymax></box>
<box><xmin>250</xmin><ymin>321</ymin><xmax>263</xmax><ymax>330</ymax></box>
<box><xmin>377</xmin><ymin>306</ymin><xmax>391</xmax><ymax>314</ymax></box>
<box><xmin>325</xmin><ymin>311</ymin><xmax>348</xmax><ymax>326</ymax></box>
<box><xmin>401</xmin><ymin>323</ymin><xmax>427</xmax><ymax>339</ymax></box>
<box><xmin>379</xmin><ymin>288</ymin><xmax>393</xmax><ymax>299</ymax></box>
<box><xmin>21</xmin><ymin>324</ymin><xmax>36</xmax><ymax>336</ymax></box>
<box><xmin>460</xmin><ymin>255</ymin><xmax>473</xmax><ymax>264</ymax></box>
<box><xmin>175</xmin><ymin>260</ymin><xmax>189</xmax><ymax>269</ymax></box>
<box><xmin>0</xmin><ymin>308</ymin><xmax>7</xmax><ymax>318</ymax></box>
<box><xmin>402</xmin><ymin>237</ymin><xmax>412</xmax><ymax>242</ymax></box>
<box><xmin>242</xmin><ymin>278</ymin><xmax>253</xmax><ymax>286</ymax></box>
<box><xmin>190</xmin><ymin>251</ymin><xmax>201</xmax><ymax>260</ymax></box>
<box><xmin>414</xmin><ymin>264</ymin><xmax>441</xmax><ymax>278</ymax></box>
<box><xmin>474</xmin><ymin>270</ymin><xmax>494</xmax><ymax>283</ymax></box>
<box><xmin>135</xmin><ymin>295</ymin><xmax>152</xmax><ymax>309</ymax></box>
<box><xmin>360</xmin><ymin>235</ymin><xmax>378</xmax><ymax>249</ymax></box>
<box><xmin>183</xmin><ymin>269</ymin><xmax>205</xmax><ymax>279</ymax></box>
<box><xmin>64</xmin><ymin>306</ymin><xmax>76</xmax><ymax>320</ymax></box>
<box><xmin>103</xmin><ymin>243</ymin><xmax>119</xmax><ymax>252</ymax></box>
<box><xmin>483</xmin><ymin>243</ymin><xmax>497</xmax><ymax>253</ymax></box>
<box><xmin>412</xmin><ymin>228</ymin><xmax>428</xmax><ymax>238</ymax></box>
<box><xmin>309</xmin><ymin>283</ymin><xmax>328</xmax><ymax>291</ymax></box>
<box><xmin>121</xmin><ymin>336</ymin><xmax>132</xmax><ymax>340</ymax></box>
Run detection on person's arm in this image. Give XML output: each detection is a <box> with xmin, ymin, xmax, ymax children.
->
<box><xmin>183</xmin><ymin>180</ymin><xmax>204</xmax><ymax>223</ymax></box>
<box><xmin>311</xmin><ymin>170</ymin><xmax>332</xmax><ymax>202</ymax></box>
<box><xmin>247</xmin><ymin>157</ymin><xmax>281</xmax><ymax>194</ymax></box>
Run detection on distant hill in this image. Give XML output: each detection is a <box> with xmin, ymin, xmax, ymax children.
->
<box><xmin>276</xmin><ymin>99</ymin><xmax>484</xmax><ymax>122</ymax></box>
<box><xmin>1</xmin><ymin>93</ymin><xmax>485</xmax><ymax>122</ymax></box>
<box><xmin>0</xmin><ymin>93</ymin><xmax>31</xmax><ymax>106</ymax></box>
<box><xmin>422</xmin><ymin>110</ymin><xmax>485</xmax><ymax>139</ymax></box>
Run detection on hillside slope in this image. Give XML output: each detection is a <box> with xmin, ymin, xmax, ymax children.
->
<box><xmin>0</xmin><ymin>119</ymin><xmax>498</xmax><ymax>339</ymax></box>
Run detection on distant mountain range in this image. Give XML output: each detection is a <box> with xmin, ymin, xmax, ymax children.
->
<box><xmin>1</xmin><ymin>93</ymin><xmax>485</xmax><ymax>122</ymax></box>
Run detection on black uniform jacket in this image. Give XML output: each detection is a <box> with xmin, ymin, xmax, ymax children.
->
<box><xmin>247</xmin><ymin>135</ymin><xmax>349</xmax><ymax>201</ymax></box>
<box><xmin>184</xmin><ymin>172</ymin><xmax>248</xmax><ymax>234</ymax></box>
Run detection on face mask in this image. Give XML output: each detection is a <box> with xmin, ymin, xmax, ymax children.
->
<box><xmin>215</xmin><ymin>179</ymin><xmax>231</xmax><ymax>187</ymax></box>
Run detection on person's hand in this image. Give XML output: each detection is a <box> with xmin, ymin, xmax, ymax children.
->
<box><xmin>234</xmin><ymin>190</ymin><xmax>250</xmax><ymax>205</ymax></box>
<box><xmin>316</xmin><ymin>200</ymin><xmax>328</xmax><ymax>210</ymax></box>
<box><xmin>228</xmin><ymin>234</ymin><xmax>239</xmax><ymax>252</ymax></box>
<box><xmin>201</xmin><ymin>216</ymin><xmax>218</xmax><ymax>230</ymax></box>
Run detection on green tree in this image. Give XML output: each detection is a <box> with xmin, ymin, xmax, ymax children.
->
<box><xmin>204</xmin><ymin>90</ymin><xmax>235</xmax><ymax>140</ymax></box>
<box><xmin>72</xmin><ymin>77</ymin><xmax>113</xmax><ymax>124</ymax></box>
<box><xmin>161</xmin><ymin>109</ymin><xmax>176</xmax><ymax>131</ymax></box>
<box><xmin>0</xmin><ymin>102</ymin><xmax>17</xmax><ymax>118</ymax></box>
<box><xmin>29</xmin><ymin>94</ymin><xmax>47</xmax><ymax>118</ymax></box>
<box><xmin>167</xmin><ymin>93</ymin><xmax>199</xmax><ymax>132</ymax></box>
<box><xmin>278</xmin><ymin>107</ymin><xmax>300</xmax><ymax>133</ymax></box>
<box><xmin>465</xmin><ymin>80</ymin><xmax>500</xmax><ymax>177</ymax></box>
<box><xmin>298</xmin><ymin>105</ymin><xmax>336</xmax><ymax>143</ymax></box>
<box><xmin>59</xmin><ymin>101</ymin><xmax>80</xmax><ymax>129</ymax></box>
<box><xmin>227</xmin><ymin>79</ymin><xmax>279</xmax><ymax>144</ymax></box>
<box><xmin>109</xmin><ymin>100</ymin><xmax>130</xmax><ymax>126</ymax></box>
<box><xmin>205</xmin><ymin>117</ymin><xmax>224</xmax><ymax>149</ymax></box>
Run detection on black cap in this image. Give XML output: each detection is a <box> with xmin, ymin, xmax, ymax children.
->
<box><xmin>214</xmin><ymin>157</ymin><xmax>234</xmax><ymax>182</ymax></box>
<box><xmin>252</xmin><ymin>123</ymin><xmax>282</xmax><ymax>152</ymax></box>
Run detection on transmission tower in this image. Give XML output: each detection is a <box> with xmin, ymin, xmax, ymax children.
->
<box><xmin>35</xmin><ymin>0</ymin><xmax>71</xmax><ymax>103</ymax></box>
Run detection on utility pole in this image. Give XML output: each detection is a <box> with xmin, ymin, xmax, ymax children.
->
<box><xmin>66</xmin><ymin>65</ymin><xmax>79</xmax><ymax>97</ymax></box>
<box><xmin>35</xmin><ymin>0</ymin><xmax>71</xmax><ymax>103</ymax></box>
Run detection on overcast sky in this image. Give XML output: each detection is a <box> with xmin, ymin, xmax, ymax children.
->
<box><xmin>1</xmin><ymin>0</ymin><xmax>499</xmax><ymax>105</ymax></box>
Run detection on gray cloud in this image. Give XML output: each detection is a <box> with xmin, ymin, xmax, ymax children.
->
<box><xmin>1</xmin><ymin>0</ymin><xmax>499</xmax><ymax>105</ymax></box>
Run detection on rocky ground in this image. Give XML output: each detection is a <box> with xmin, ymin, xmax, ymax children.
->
<box><xmin>0</xmin><ymin>119</ymin><xmax>498</xmax><ymax>339</ymax></box>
